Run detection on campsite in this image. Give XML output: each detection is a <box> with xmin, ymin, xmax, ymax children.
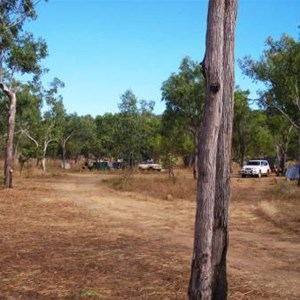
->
<box><xmin>1</xmin><ymin>0</ymin><xmax>300</xmax><ymax>299</ymax></box>
<box><xmin>0</xmin><ymin>168</ymin><xmax>299</xmax><ymax>299</ymax></box>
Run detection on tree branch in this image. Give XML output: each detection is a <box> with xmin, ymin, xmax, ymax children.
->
<box><xmin>271</xmin><ymin>104</ymin><xmax>300</xmax><ymax>130</ymax></box>
<box><xmin>4</xmin><ymin>0</ymin><xmax>43</xmax><ymax>29</ymax></box>
<box><xmin>20</xmin><ymin>128</ymin><xmax>39</xmax><ymax>147</ymax></box>
<box><xmin>0</xmin><ymin>82</ymin><xmax>14</xmax><ymax>98</ymax></box>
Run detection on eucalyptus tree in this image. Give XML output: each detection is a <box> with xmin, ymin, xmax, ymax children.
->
<box><xmin>240</xmin><ymin>35</ymin><xmax>300</xmax><ymax>173</ymax></box>
<box><xmin>70</xmin><ymin>114</ymin><xmax>98</xmax><ymax>161</ymax></box>
<box><xmin>14</xmin><ymin>83</ymin><xmax>42</xmax><ymax>169</ymax></box>
<box><xmin>266</xmin><ymin>111</ymin><xmax>294</xmax><ymax>173</ymax></box>
<box><xmin>189</xmin><ymin>1</ymin><xmax>238</xmax><ymax>298</ymax></box>
<box><xmin>20</xmin><ymin>79</ymin><xmax>64</xmax><ymax>172</ymax></box>
<box><xmin>247</xmin><ymin>110</ymin><xmax>274</xmax><ymax>158</ymax></box>
<box><xmin>232</xmin><ymin>89</ymin><xmax>251</xmax><ymax>166</ymax></box>
<box><xmin>95</xmin><ymin>113</ymin><xmax>120</xmax><ymax>159</ymax></box>
<box><xmin>116</xmin><ymin>90</ymin><xmax>157</xmax><ymax>167</ymax></box>
<box><xmin>161</xmin><ymin>56</ymin><xmax>205</xmax><ymax>179</ymax></box>
<box><xmin>117</xmin><ymin>90</ymin><xmax>139</xmax><ymax>166</ymax></box>
<box><xmin>138</xmin><ymin>104</ymin><xmax>161</xmax><ymax>161</ymax></box>
<box><xmin>160</xmin><ymin>111</ymin><xmax>194</xmax><ymax>166</ymax></box>
<box><xmin>0</xmin><ymin>0</ymin><xmax>47</xmax><ymax>187</ymax></box>
<box><xmin>56</xmin><ymin>113</ymin><xmax>82</xmax><ymax>169</ymax></box>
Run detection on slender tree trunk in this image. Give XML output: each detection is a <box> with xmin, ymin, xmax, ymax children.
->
<box><xmin>1</xmin><ymin>85</ymin><xmax>17</xmax><ymax>188</ymax></box>
<box><xmin>188</xmin><ymin>0</ymin><xmax>238</xmax><ymax>298</ymax></box>
<box><xmin>239</xmin><ymin>134</ymin><xmax>245</xmax><ymax>167</ymax></box>
<box><xmin>41</xmin><ymin>157</ymin><xmax>46</xmax><ymax>172</ymax></box>
<box><xmin>275</xmin><ymin>144</ymin><xmax>281</xmax><ymax>173</ymax></box>
<box><xmin>280</xmin><ymin>148</ymin><xmax>286</xmax><ymax>175</ymax></box>
<box><xmin>62</xmin><ymin>140</ymin><xmax>67</xmax><ymax>169</ymax></box>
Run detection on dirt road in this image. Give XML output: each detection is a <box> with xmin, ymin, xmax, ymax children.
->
<box><xmin>0</xmin><ymin>173</ymin><xmax>299</xmax><ymax>299</ymax></box>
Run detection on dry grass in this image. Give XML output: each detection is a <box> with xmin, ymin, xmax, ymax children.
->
<box><xmin>0</xmin><ymin>169</ymin><xmax>299</xmax><ymax>299</ymax></box>
<box><xmin>104</xmin><ymin>169</ymin><xmax>197</xmax><ymax>201</ymax></box>
<box><xmin>256</xmin><ymin>181</ymin><xmax>300</xmax><ymax>234</ymax></box>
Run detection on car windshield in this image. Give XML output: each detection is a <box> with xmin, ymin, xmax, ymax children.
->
<box><xmin>247</xmin><ymin>161</ymin><xmax>260</xmax><ymax>166</ymax></box>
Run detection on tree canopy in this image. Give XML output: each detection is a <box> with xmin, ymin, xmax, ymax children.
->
<box><xmin>240</xmin><ymin>35</ymin><xmax>300</xmax><ymax>131</ymax></box>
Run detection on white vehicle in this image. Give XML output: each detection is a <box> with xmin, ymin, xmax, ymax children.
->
<box><xmin>241</xmin><ymin>160</ymin><xmax>271</xmax><ymax>178</ymax></box>
<box><xmin>138</xmin><ymin>160</ymin><xmax>162</xmax><ymax>171</ymax></box>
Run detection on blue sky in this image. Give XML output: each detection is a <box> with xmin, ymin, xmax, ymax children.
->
<box><xmin>25</xmin><ymin>0</ymin><xmax>300</xmax><ymax>116</ymax></box>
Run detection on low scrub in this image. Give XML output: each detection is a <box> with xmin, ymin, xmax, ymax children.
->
<box><xmin>104</xmin><ymin>169</ymin><xmax>197</xmax><ymax>201</ymax></box>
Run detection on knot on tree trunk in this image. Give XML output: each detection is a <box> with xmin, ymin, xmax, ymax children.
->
<box><xmin>210</xmin><ymin>82</ymin><xmax>221</xmax><ymax>94</ymax></box>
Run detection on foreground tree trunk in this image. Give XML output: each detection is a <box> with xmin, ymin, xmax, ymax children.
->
<box><xmin>212</xmin><ymin>1</ymin><xmax>237</xmax><ymax>298</ymax></box>
<box><xmin>0</xmin><ymin>83</ymin><xmax>17</xmax><ymax>188</ymax></box>
<box><xmin>188</xmin><ymin>1</ymin><xmax>225</xmax><ymax>298</ymax></box>
<box><xmin>189</xmin><ymin>1</ymin><xmax>238</xmax><ymax>299</ymax></box>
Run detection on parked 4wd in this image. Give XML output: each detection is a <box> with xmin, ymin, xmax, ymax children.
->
<box><xmin>138</xmin><ymin>160</ymin><xmax>162</xmax><ymax>171</ymax></box>
<box><xmin>241</xmin><ymin>160</ymin><xmax>271</xmax><ymax>178</ymax></box>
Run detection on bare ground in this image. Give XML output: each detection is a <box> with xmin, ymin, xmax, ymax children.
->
<box><xmin>0</xmin><ymin>172</ymin><xmax>299</xmax><ymax>299</ymax></box>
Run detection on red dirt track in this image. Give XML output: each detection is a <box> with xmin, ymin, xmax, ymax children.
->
<box><xmin>0</xmin><ymin>172</ymin><xmax>299</xmax><ymax>299</ymax></box>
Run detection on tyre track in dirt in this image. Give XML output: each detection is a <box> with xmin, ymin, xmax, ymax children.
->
<box><xmin>2</xmin><ymin>173</ymin><xmax>298</xmax><ymax>299</ymax></box>
<box><xmin>49</xmin><ymin>173</ymin><xmax>195</xmax><ymax>252</ymax></box>
<box><xmin>47</xmin><ymin>173</ymin><xmax>300</xmax><ymax>299</ymax></box>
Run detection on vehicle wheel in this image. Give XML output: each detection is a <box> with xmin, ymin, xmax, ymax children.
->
<box><xmin>266</xmin><ymin>170</ymin><xmax>270</xmax><ymax>177</ymax></box>
<box><xmin>241</xmin><ymin>174</ymin><xmax>246</xmax><ymax>178</ymax></box>
<box><xmin>258</xmin><ymin>170</ymin><xmax>262</xmax><ymax>178</ymax></box>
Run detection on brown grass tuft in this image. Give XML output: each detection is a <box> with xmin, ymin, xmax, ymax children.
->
<box><xmin>105</xmin><ymin>169</ymin><xmax>197</xmax><ymax>201</ymax></box>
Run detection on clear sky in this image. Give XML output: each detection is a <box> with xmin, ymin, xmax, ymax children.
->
<box><xmin>24</xmin><ymin>0</ymin><xmax>300</xmax><ymax>116</ymax></box>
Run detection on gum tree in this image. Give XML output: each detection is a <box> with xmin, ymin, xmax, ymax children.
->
<box><xmin>161</xmin><ymin>57</ymin><xmax>205</xmax><ymax>179</ymax></box>
<box><xmin>240</xmin><ymin>35</ymin><xmax>300</xmax><ymax>180</ymax></box>
<box><xmin>188</xmin><ymin>0</ymin><xmax>238</xmax><ymax>298</ymax></box>
<box><xmin>20</xmin><ymin>79</ymin><xmax>64</xmax><ymax>172</ymax></box>
<box><xmin>0</xmin><ymin>0</ymin><xmax>47</xmax><ymax>187</ymax></box>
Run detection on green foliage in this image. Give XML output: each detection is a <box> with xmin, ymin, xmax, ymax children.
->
<box><xmin>161</xmin><ymin>57</ymin><xmax>205</xmax><ymax>163</ymax></box>
<box><xmin>247</xmin><ymin>110</ymin><xmax>275</xmax><ymax>158</ymax></box>
<box><xmin>15</xmin><ymin>79</ymin><xmax>66</xmax><ymax>164</ymax></box>
<box><xmin>233</xmin><ymin>88</ymin><xmax>275</xmax><ymax>165</ymax></box>
<box><xmin>0</xmin><ymin>0</ymin><xmax>48</xmax><ymax>82</ymax></box>
<box><xmin>113</xmin><ymin>89</ymin><xmax>160</xmax><ymax>163</ymax></box>
<box><xmin>71</xmin><ymin>115</ymin><xmax>98</xmax><ymax>158</ymax></box>
<box><xmin>240</xmin><ymin>35</ymin><xmax>300</xmax><ymax>130</ymax></box>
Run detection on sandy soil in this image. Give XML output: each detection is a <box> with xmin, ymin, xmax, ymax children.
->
<box><xmin>0</xmin><ymin>172</ymin><xmax>299</xmax><ymax>299</ymax></box>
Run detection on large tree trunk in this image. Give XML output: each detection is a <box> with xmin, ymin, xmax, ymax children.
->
<box><xmin>188</xmin><ymin>0</ymin><xmax>238</xmax><ymax>299</ymax></box>
<box><xmin>188</xmin><ymin>1</ymin><xmax>225</xmax><ymax>298</ymax></box>
<box><xmin>0</xmin><ymin>84</ymin><xmax>17</xmax><ymax>188</ymax></box>
<box><xmin>212</xmin><ymin>1</ymin><xmax>237</xmax><ymax>298</ymax></box>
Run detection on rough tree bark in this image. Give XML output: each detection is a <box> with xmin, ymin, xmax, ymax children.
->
<box><xmin>188</xmin><ymin>0</ymin><xmax>238</xmax><ymax>299</ymax></box>
<box><xmin>212</xmin><ymin>1</ymin><xmax>238</xmax><ymax>298</ymax></box>
<box><xmin>188</xmin><ymin>0</ymin><xmax>225</xmax><ymax>298</ymax></box>
<box><xmin>0</xmin><ymin>83</ymin><xmax>17</xmax><ymax>188</ymax></box>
